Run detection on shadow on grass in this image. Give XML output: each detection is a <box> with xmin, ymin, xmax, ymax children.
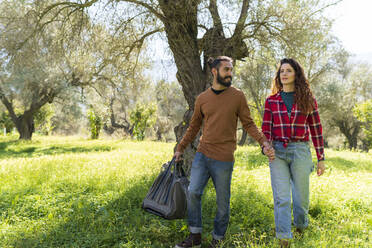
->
<box><xmin>0</xmin><ymin>140</ymin><xmax>117</xmax><ymax>159</ymax></box>
<box><xmin>326</xmin><ymin>157</ymin><xmax>372</xmax><ymax>172</ymax></box>
<box><xmin>234</xmin><ymin>151</ymin><xmax>269</xmax><ymax>170</ymax></box>
<box><xmin>2</xmin><ymin>172</ymin><xmax>277</xmax><ymax>247</ymax></box>
<box><xmin>0</xmin><ymin>140</ymin><xmax>19</xmax><ymax>150</ymax></box>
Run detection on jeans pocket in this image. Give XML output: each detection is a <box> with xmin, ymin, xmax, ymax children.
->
<box><xmin>273</xmin><ymin>142</ymin><xmax>285</xmax><ymax>160</ymax></box>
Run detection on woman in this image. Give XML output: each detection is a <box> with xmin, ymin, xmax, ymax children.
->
<box><xmin>262</xmin><ymin>58</ymin><xmax>326</xmax><ymax>247</ymax></box>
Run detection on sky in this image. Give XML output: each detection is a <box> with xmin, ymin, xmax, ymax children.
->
<box><xmin>327</xmin><ymin>0</ymin><xmax>372</xmax><ymax>63</ymax></box>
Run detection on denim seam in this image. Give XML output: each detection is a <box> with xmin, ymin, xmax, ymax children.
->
<box><xmin>189</xmin><ymin>226</ymin><xmax>202</xmax><ymax>234</ymax></box>
<box><xmin>276</xmin><ymin>231</ymin><xmax>293</xmax><ymax>239</ymax></box>
<box><xmin>212</xmin><ymin>231</ymin><xmax>224</xmax><ymax>240</ymax></box>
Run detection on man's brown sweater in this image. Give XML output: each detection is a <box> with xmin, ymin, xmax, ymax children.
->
<box><xmin>176</xmin><ymin>86</ymin><xmax>267</xmax><ymax>162</ymax></box>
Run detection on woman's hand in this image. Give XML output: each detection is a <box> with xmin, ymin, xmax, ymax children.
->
<box><xmin>317</xmin><ymin>161</ymin><xmax>325</xmax><ymax>176</ymax></box>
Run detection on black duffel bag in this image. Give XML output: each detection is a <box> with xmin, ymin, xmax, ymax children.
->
<box><xmin>142</xmin><ymin>157</ymin><xmax>189</xmax><ymax>219</ymax></box>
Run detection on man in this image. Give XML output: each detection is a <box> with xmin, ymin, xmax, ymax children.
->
<box><xmin>174</xmin><ymin>56</ymin><xmax>275</xmax><ymax>248</ymax></box>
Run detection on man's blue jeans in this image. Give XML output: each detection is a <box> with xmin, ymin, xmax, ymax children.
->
<box><xmin>269</xmin><ymin>141</ymin><xmax>314</xmax><ymax>239</ymax></box>
<box><xmin>187</xmin><ymin>152</ymin><xmax>234</xmax><ymax>240</ymax></box>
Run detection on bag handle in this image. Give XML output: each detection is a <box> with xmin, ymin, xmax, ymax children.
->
<box><xmin>163</xmin><ymin>156</ymin><xmax>176</xmax><ymax>173</ymax></box>
<box><xmin>164</xmin><ymin>157</ymin><xmax>186</xmax><ymax>177</ymax></box>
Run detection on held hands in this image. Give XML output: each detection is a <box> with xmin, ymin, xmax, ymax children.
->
<box><xmin>263</xmin><ymin>141</ymin><xmax>275</xmax><ymax>162</ymax></box>
<box><xmin>317</xmin><ymin>160</ymin><xmax>325</xmax><ymax>176</ymax></box>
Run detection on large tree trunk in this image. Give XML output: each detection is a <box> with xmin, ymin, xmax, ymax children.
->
<box><xmin>15</xmin><ymin>114</ymin><xmax>35</xmax><ymax>140</ymax></box>
<box><xmin>174</xmin><ymin>109</ymin><xmax>199</xmax><ymax>174</ymax></box>
<box><xmin>160</xmin><ymin>1</ymin><xmax>208</xmax><ymax>172</ymax></box>
<box><xmin>158</xmin><ymin>0</ymin><xmax>250</xmax><ymax>173</ymax></box>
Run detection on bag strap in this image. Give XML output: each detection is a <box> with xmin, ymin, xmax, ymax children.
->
<box><xmin>174</xmin><ymin>160</ymin><xmax>186</xmax><ymax>177</ymax></box>
<box><xmin>165</xmin><ymin>157</ymin><xmax>186</xmax><ymax>177</ymax></box>
<box><xmin>164</xmin><ymin>156</ymin><xmax>176</xmax><ymax>173</ymax></box>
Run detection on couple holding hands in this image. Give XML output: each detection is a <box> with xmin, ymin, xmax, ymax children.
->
<box><xmin>173</xmin><ymin>56</ymin><xmax>325</xmax><ymax>248</ymax></box>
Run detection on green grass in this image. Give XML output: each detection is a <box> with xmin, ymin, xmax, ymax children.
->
<box><xmin>0</xmin><ymin>135</ymin><xmax>371</xmax><ymax>247</ymax></box>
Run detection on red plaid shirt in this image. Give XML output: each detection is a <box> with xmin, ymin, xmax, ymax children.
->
<box><xmin>262</xmin><ymin>92</ymin><xmax>325</xmax><ymax>161</ymax></box>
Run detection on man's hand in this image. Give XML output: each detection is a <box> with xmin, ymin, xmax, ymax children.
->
<box><xmin>317</xmin><ymin>160</ymin><xmax>325</xmax><ymax>176</ymax></box>
<box><xmin>263</xmin><ymin>141</ymin><xmax>275</xmax><ymax>162</ymax></box>
<box><xmin>174</xmin><ymin>151</ymin><xmax>183</xmax><ymax>162</ymax></box>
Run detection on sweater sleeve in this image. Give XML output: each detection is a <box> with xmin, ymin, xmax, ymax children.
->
<box><xmin>176</xmin><ymin>96</ymin><xmax>203</xmax><ymax>153</ymax></box>
<box><xmin>238</xmin><ymin>93</ymin><xmax>267</xmax><ymax>146</ymax></box>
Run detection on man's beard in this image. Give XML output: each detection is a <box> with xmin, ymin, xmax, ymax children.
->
<box><xmin>217</xmin><ymin>71</ymin><xmax>232</xmax><ymax>87</ymax></box>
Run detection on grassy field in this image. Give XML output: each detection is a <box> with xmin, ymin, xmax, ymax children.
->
<box><xmin>0</xmin><ymin>135</ymin><xmax>371</xmax><ymax>247</ymax></box>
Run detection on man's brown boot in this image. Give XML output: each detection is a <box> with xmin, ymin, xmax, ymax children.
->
<box><xmin>279</xmin><ymin>239</ymin><xmax>289</xmax><ymax>247</ymax></box>
<box><xmin>175</xmin><ymin>233</ymin><xmax>202</xmax><ymax>248</ymax></box>
<box><xmin>294</xmin><ymin>227</ymin><xmax>303</xmax><ymax>235</ymax></box>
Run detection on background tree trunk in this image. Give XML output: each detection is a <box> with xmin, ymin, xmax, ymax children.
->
<box><xmin>1</xmin><ymin>84</ymin><xmax>57</xmax><ymax>140</ymax></box>
<box><xmin>16</xmin><ymin>114</ymin><xmax>35</xmax><ymax>140</ymax></box>
<box><xmin>238</xmin><ymin>130</ymin><xmax>248</xmax><ymax>146</ymax></box>
<box><xmin>335</xmin><ymin>119</ymin><xmax>361</xmax><ymax>150</ymax></box>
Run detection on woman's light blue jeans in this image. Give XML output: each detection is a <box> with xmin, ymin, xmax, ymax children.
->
<box><xmin>187</xmin><ymin>152</ymin><xmax>234</xmax><ymax>240</ymax></box>
<box><xmin>269</xmin><ymin>141</ymin><xmax>314</xmax><ymax>239</ymax></box>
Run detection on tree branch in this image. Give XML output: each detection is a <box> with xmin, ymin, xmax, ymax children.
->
<box><xmin>308</xmin><ymin>0</ymin><xmax>343</xmax><ymax>19</ymax></box>
<box><xmin>208</xmin><ymin>0</ymin><xmax>223</xmax><ymax>33</ymax></box>
<box><xmin>117</xmin><ymin>0</ymin><xmax>166</xmax><ymax>23</ymax></box>
<box><xmin>124</xmin><ymin>28</ymin><xmax>164</xmax><ymax>58</ymax></box>
<box><xmin>112</xmin><ymin>11</ymin><xmax>148</xmax><ymax>37</ymax></box>
<box><xmin>38</xmin><ymin>1</ymin><xmax>98</xmax><ymax>22</ymax></box>
<box><xmin>233</xmin><ymin>0</ymin><xmax>250</xmax><ymax>38</ymax></box>
<box><xmin>27</xmin><ymin>86</ymin><xmax>59</xmax><ymax>116</ymax></box>
<box><xmin>0</xmin><ymin>78</ymin><xmax>18</xmax><ymax>123</ymax></box>
<box><xmin>197</xmin><ymin>24</ymin><xmax>208</xmax><ymax>31</ymax></box>
<box><xmin>108</xmin><ymin>96</ymin><xmax>133</xmax><ymax>134</ymax></box>
<box><xmin>16</xmin><ymin>1</ymin><xmax>97</xmax><ymax>51</ymax></box>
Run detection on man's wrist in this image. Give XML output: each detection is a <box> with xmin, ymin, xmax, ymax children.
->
<box><xmin>262</xmin><ymin>141</ymin><xmax>272</xmax><ymax>148</ymax></box>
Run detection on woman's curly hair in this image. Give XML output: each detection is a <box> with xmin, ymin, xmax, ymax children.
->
<box><xmin>271</xmin><ymin>58</ymin><xmax>315</xmax><ymax>114</ymax></box>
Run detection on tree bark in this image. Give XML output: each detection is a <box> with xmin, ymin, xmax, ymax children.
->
<box><xmin>108</xmin><ymin>105</ymin><xmax>134</xmax><ymax>136</ymax></box>
<box><xmin>0</xmin><ymin>84</ymin><xmax>57</xmax><ymax>140</ymax></box>
<box><xmin>334</xmin><ymin>118</ymin><xmax>360</xmax><ymax>150</ymax></box>
<box><xmin>361</xmin><ymin>139</ymin><xmax>370</xmax><ymax>152</ymax></box>
<box><xmin>158</xmin><ymin>0</ymin><xmax>250</xmax><ymax>173</ymax></box>
<box><xmin>238</xmin><ymin>130</ymin><xmax>248</xmax><ymax>146</ymax></box>
<box><xmin>156</xmin><ymin>129</ymin><xmax>162</xmax><ymax>141</ymax></box>
<box><xmin>16</xmin><ymin>114</ymin><xmax>35</xmax><ymax>140</ymax></box>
